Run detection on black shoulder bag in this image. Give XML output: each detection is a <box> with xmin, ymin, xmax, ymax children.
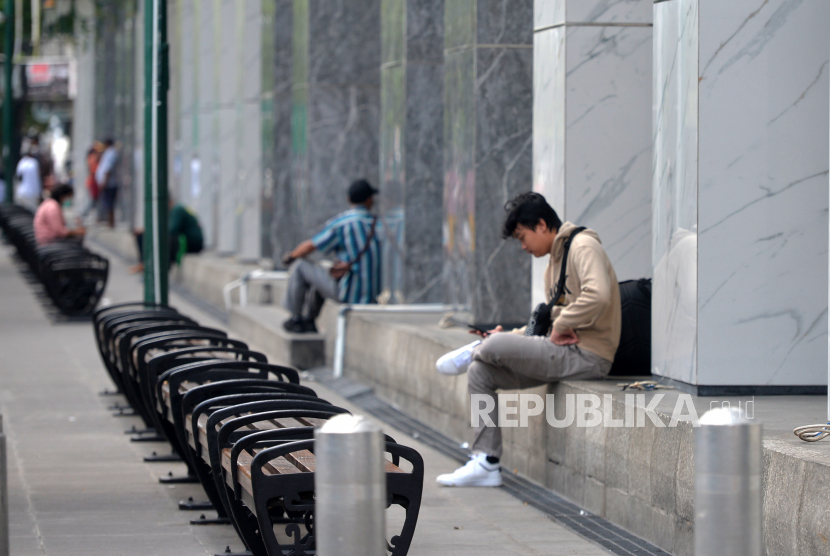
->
<box><xmin>524</xmin><ymin>227</ymin><xmax>585</xmax><ymax>336</ymax></box>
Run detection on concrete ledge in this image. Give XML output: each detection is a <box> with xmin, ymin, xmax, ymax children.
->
<box><xmin>340</xmin><ymin>311</ymin><xmax>830</xmax><ymax>556</ymax></box>
<box><xmin>230</xmin><ymin>304</ymin><xmax>325</xmax><ymax>370</ymax></box>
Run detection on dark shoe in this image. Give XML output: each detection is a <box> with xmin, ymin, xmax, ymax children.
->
<box><xmin>282</xmin><ymin>317</ymin><xmax>307</xmax><ymax>333</ymax></box>
<box><xmin>302</xmin><ymin>319</ymin><xmax>318</xmax><ymax>333</ymax></box>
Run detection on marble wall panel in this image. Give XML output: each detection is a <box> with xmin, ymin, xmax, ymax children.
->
<box><xmin>239</xmin><ymin>101</ymin><xmax>263</xmax><ymax>261</ymax></box>
<box><xmin>403</xmin><ymin>60</ymin><xmax>445</xmax><ymax>302</ymax></box>
<box><xmin>243</xmin><ymin>0</ymin><xmax>263</xmax><ymax>102</ymax></box>
<box><xmin>533</xmin><ymin>0</ymin><xmax>653</xmax><ymax>307</ymax></box>
<box><xmin>652</xmin><ymin>0</ymin><xmax>828</xmax><ymax>387</ymax></box>
<box><xmin>652</xmin><ymin>0</ymin><xmax>698</xmax><ymax>384</ymax></box>
<box><xmin>407</xmin><ymin>0</ymin><xmax>444</xmax><ymax>61</ymax></box>
<box><xmin>305</xmin><ymin>84</ymin><xmax>381</xmax><ymax>231</ymax></box>
<box><xmin>474</xmin><ymin>46</ymin><xmax>534</xmax><ymax>322</ymax></box>
<box><xmin>443</xmin><ymin>46</ymin><xmax>476</xmax><ymax>313</ymax></box>
<box><xmin>532</xmin><ymin>26</ymin><xmax>565</xmax><ymax>306</ymax></box>
<box><xmin>291</xmin><ymin>0</ymin><xmax>381</xmax><ymax>235</ymax></box>
<box><xmin>695</xmin><ymin>0</ymin><xmax>829</xmax><ymax>386</ymax></box>
<box><xmin>444</xmin><ymin>0</ymin><xmax>475</xmax><ymax>51</ymax></box>
<box><xmin>477</xmin><ymin>0</ymin><xmax>533</xmax><ymax>45</ymax></box>
<box><xmin>308</xmin><ymin>0</ymin><xmax>381</xmax><ymax>85</ymax></box>
<box><xmin>564</xmin><ymin>24</ymin><xmax>652</xmax><ymax>281</ymax></box>
<box><xmin>379</xmin><ymin>0</ymin><xmax>445</xmax><ymax>303</ymax></box>
<box><xmin>217</xmin><ymin>107</ymin><xmax>237</xmax><ymax>254</ymax></box>
<box><xmin>268</xmin><ymin>0</ymin><xmax>297</xmax><ymax>263</ymax></box>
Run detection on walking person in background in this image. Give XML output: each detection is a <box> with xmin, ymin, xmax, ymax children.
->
<box><xmin>280</xmin><ymin>179</ymin><xmax>381</xmax><ymax>333</ymax></box>
<box><xmin>15</xmin><ymin>148</ymin><xmax>42</xmax><ymax>212</ymax></box>
<box><xmin>95</xmin><ymin>138</ymin><xmax>120</xmax><ymax>227</ymax></box>
<box><xmin>33</xmin><ymin>185</ymin><xmax>85</xmax><ymax>246</ymax></box>
<box><xmin>83</xmin><ymin>142</ymin><xmax>103</xmax><ymax>218</ymax></box>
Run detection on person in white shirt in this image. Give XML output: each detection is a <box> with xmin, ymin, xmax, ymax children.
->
<box><xmin>95</xmin><ymin>138</ymin><xmax>119</xmax><ymax>227</ymax></box>
<box><xmin>15</xmin><ymin>151</ymin><xmax>42</xmax><ymax>212</ymax></box>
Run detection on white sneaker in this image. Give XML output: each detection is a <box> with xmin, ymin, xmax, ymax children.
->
<box><xmin>435</xmin><ymin>340</ymin><xmax>481</xmax><ymax>376</ymax></box>
<box><xmin>436</xmin><ymin>453</ymin><xmax>502</xmax><ymax>487</ymax></box>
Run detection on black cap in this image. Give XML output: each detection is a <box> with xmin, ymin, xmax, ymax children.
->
<box><xmin>348</xmin><ymin>179</ymin><xmax>379</xmax><ymax>204</ymax></box>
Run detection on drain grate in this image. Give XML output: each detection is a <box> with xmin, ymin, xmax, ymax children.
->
<box><xmin>310</xmin><ymin>370</ymin><xmax>672</xmax><ymax>556</ymax></box>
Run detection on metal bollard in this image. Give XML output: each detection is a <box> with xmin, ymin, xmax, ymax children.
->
<box><xmin>695</xmin><ymin>407</ymin><xmax>762</xmax><ymax>556</ymax></box>
<box><xmin>0</xmin><ymin>415</ymin><xmax>8</xmax><ymax>556</ymax></box>
<box><xmin>315</xmin><ymin>414</ymin><xmax>386</xmax><ymax>556</ymax></box>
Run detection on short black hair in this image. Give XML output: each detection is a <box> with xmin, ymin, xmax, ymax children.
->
<box><xmin>502</xmin><ymin>192</ymin><xmax>562</xmax><ymax>239</ymax></box>
<box><xmin>103</xmin><ymin>138</ymin><xmax>114</xmax><ymax>146</ymax></box>
<box><xmin>51</xmin><ymin>185</ymin><xmax>74</xmax><ymax>202</ymax></box>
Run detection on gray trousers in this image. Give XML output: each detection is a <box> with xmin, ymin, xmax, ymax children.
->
<box><xmin>469</xmin><ymin>333</ymin><xmax>612</xmax><ymax>458</ymax></box>
<box><xmin>283</xmin><ymin>259</ymin><xmax>340</xmax><ymax>320</ymax></box>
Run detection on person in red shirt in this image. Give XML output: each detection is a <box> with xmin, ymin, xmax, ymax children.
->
<box><xmin>33</xmin><ymin>185</ymin><xmax>86</xmax><ymax>246</ymax></box>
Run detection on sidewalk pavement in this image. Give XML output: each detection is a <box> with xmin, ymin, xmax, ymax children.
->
<box><xmin>0</xmin><ymin>239</ymin><xmax>610</xmax><ymax>556</ymax></box>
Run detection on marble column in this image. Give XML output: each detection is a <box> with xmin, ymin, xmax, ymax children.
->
<box><xmin>532</xmin><ymin>0</ymin><xmax>653</xmax><ymax>307</ymax></box>
<box><xmin>71</xmin><ymin>0</ymin><xmax>96</xmax><ymax>215</ymax></box>
<box><xmin>653</xmin><ymin>0</ymin><xmax>829</xmax><ymax>390</ymax></box>
<box><xmin>235</xmin><ymin>0</ymin><xmax>265</xmax><ymax>262</ymax></box>
<box><xmin>379</xmin><ymin>0</ymin><xmax>444</xmax><ymax>303</ymax></box>
<box><xmin>215</xmin><ymin>0</ymin><xmax>238</xmax><ymax>255</ymax></box>
<box><xmin>195</xmin><ymin>0</ymin><xmax>218</xmax><ymax>248</ymax></box>
<box><xmin>177</xmin><ymin>0</ymin><xmax>195</xmax><ymax>210</ymax></box>
<box><xmin>292</xmin><ymin>0</ymin><xmax>381</xmax><ymax>235</ymax></box>
<box><xmin>266</xmin><ymin>1</ymin><xmax>297</xmax><ymax>264</ymax></box>
<box><xmin>443</xmin><ymin>0</ymin><xmax>534</xmax><ymax>324</ymax></box>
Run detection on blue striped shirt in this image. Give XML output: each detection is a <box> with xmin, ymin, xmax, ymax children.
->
<box><xmin>311</xmin><ymin>207</ymin><xmax>381</xmax><ymax>304</ymax></box>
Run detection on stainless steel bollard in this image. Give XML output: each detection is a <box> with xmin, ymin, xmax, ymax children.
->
<box><xmin>0</xmin><ymin>415</ymin><xmax>8</xmax><ymax>556</ymax></box>
<box><xmin>695</xmin><ymin>407</ymin><xmax>762</xmax><ymax>556</ymax></box>
<box><xmin>315</xmin><ymin>414</ymin><xmax>386</xmax><ymax>556</ymax></box>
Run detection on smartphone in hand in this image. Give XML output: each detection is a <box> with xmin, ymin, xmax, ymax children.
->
<box><xmin>468</xmin><ymin>324</ymin><xmax>490</xmax><ymax>337</ymax></box>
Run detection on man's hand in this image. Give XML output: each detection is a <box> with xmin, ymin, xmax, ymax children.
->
<box><xmin>281</xmin><ymin>252</ymin><xmax>296</xmax><ymax>266</ymax></box>
<box><xmin>468</xmin><ymin>325</ymin><xmax>503</xmax><ymax>338</ymax></box>
<box><xmin>550</xmin><ymin>327</ymin><xmax>578</xmax><ymax>346</ymax></box>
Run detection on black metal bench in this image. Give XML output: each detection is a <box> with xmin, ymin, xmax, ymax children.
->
<box><xmin>91</xmin><ymin>304</ymin><xmax>425</xmax><ymax>556</ymax></box>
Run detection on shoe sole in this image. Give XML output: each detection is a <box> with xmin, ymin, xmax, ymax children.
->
<box><xmin>436</xmin><ymin>478</ymin><xmax>502</xmax><ymax>488</ymax></box>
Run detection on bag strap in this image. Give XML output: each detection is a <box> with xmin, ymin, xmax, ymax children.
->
<box><xmin>545</xmin><ymin>227</ymin><xmax>586</xmax><ymax>312</ymax></box>
<box><xmin>342</xmin><ymin>216</ymin><xmax>378</xmax><ymax>269</ymax></box>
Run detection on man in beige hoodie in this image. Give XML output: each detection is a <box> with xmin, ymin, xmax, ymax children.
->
<box><xmin>437</xmin><ymin>192</ymin><xmax>621</xmax><ymax>487</ymax></box>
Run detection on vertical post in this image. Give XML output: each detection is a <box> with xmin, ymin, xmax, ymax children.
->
<box><xmin>143</xmin><ymin>0</ymin><xmax>170</xmax><ymax>304</ymax></box>
<box><xmin>695</xmin><ymin>407</ymin><xmax>762</xmax><ymax>556</ymax></box>
<box><xmin>0</xmin><ymin>415</ymin><xmax>8</xmax><ymax>556</ymax></box>
<box><xmin>3</xmin><ymin>0</ymin><xmax>15</xmax><ymax>204</ymax></box>
<box><xmin>315</xmin><ymin>414</ymin><xmax>386</xmax><ymax>556</ymax></box>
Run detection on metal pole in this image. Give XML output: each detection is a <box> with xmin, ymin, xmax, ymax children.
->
<box><xmin>315</xmin><ymin>414</ymin><xmax>386</xmax><ymax>556</ymax></box>
<box><xmin>143</xmin><ymin>0</ymin><xmax>169</xmax><ymax>304</ymax></box>
<box><xmin>0</xmin><ymin>415</ymin><xmax>8</xmax><ymax>556</ymax></box>
<box><xmin>2</xmin><ymin>0</ymin><xmax>15</xmax><ymax>204</ymax></box>
<box><xmin>695</xmin><ymin>407</ymin><xmax>762</xmax><ymax>556</ymax></box>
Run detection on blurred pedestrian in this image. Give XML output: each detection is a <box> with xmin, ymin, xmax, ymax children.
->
<box><xmin>95</xmin><ymin>138</ymin><xmax>119</xmax><ymax>227</ymax></box>
<box><xmin>33</xmin><ymin>184</ymin><xmax>86</xmax><ymax>245</ymax></box>
<box><xmin>15</xmin><ymin>148</ymin><xmax>42</xmax><ymax>212</ymax></box>
<box><xmin>83</xmin><ymin>142</ymin><xmax>103</xmax><ymax>217</ymax></box>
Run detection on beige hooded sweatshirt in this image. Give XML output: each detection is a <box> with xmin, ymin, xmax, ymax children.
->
<box><xmin>545</xmin><ymin>222</ymin><xmax>621</xmax><ymax>362</ymax></box>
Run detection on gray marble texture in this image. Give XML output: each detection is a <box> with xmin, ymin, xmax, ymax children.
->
<box><xmin>291</xmin><ymin>0</ymin><xmax>382</xmax><ymax>235</ymax></box>
<box><xmin>652</xmin><ymin>0</ymin><xmax>698</xmax><ymax>384</ymax></box>
<box><xmin>267</xmin><ymin>0</ymin><xmax>298</xmax><ymax>263</ymax></box>
<box><xmin>444</xmin><ymin>0</ymin><xmax>534</xmax><ymax>323</ymax></box>
<box><xmin>379</xmin><ymin>0</ymin><xmax>445</xmax><ymax>303</ymax></box>
<box><xmin>534</xmin><ymin>0</ymin><xmax>650</xmax><ymax>29</ymax></box>
<box><xmin>652</xmin><ymin>0</ymin><xmax>829</xmax><ymax>387</ymax></box>
<box><xmin>532</xmin><ymin>7</ymin><xmax>653</xmax><ymax>307</ymax></box>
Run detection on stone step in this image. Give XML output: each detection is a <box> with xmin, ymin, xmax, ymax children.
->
<box><xmin>230</xmin><ymin>304</ymin><xmax>325</xmax><ymax>370</ymax></box>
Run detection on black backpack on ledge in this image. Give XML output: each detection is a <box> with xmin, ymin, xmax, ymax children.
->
<box><xmin>609</xmin><ymin>278</ymin><xmax>652</xmax><ymax>377</ymax></box>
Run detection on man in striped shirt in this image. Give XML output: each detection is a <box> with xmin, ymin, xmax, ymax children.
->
<box><xmin>281</xmin><ymin>179</ymin><xmax>381</xmax><ymax>333</ymax></box>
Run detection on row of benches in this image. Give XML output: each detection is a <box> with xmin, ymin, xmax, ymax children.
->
<box><xmin>0</xmin><ymin>204</ymin><xmax>109</xmax><ymax>316</ymax></box>
<box><xmin>91</xmin><ymin>301</ymin><xmax>424</xmax><ymax>556</ymax></box>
